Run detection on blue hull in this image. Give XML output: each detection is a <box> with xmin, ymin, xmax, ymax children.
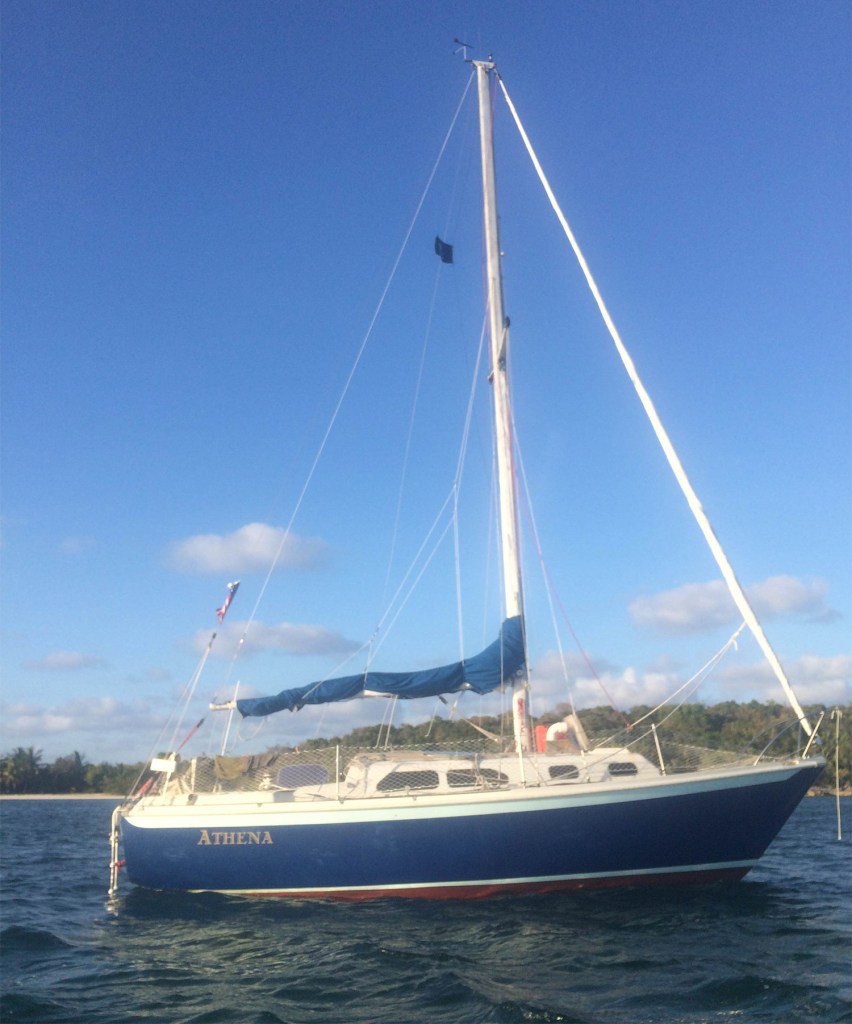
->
<box><xmin>120</xmin><ymin>762</ymin><xmax>822</xmax><ymax>898</ymax></box>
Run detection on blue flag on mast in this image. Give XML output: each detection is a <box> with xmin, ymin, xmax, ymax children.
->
<box><xmin>434</xmin><ymin>236</ymin><xmax>454</xmax><ymax>264</ymax></box>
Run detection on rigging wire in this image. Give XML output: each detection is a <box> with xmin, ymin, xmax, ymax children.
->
<box><xmin>514</xmin><ymin>394</ymin><xmax>750</xmax><ymax>744</ymax></box>
<box><xmin>121</xmin><ymin>636</ymin><xmax>218</xmax><ymax>799</ymax></box>
<box><xmin>627</xmin><ymin>622</ymin><xmax>746</xmax><ymax>730</ymax></box>
<box><xmin>511</xmin><ymin>428</ymin><xmax>632</xmax><ymax>729</ymax></box>
<box><xmin>831</xmin><ymin>707</ymin><xmax>843</xmax><ymax>840</ymax></box>
<box><xmin>496</xmin><ymin>72</ymin><xmax>813</xmax><ymax>738</ymax></box>
<box><xmin>370</xmin><ymin>511</ymin><xmax>457</xmax><ymax>659</ymax></box>
<box><xmin>270</xmin><ymin>499</ymin><xmax>459</xmax><ymax>717</ymax></box>
<box><xmin>379</xmin><ymin>263</ymin><xmax>443</xmax><ymax>620</ymax></box>
<box><xmin>451</xmin><ymin>312</ymin><xmax>490</xmax><ymax>663</ymax></box>
<box><xmin>211</xmin><ymin>71</ymin><xmax>476</xmax><ymax>728</ymax></box>
<box><xmin>586</xmin><ymin>622</ymin><xmax>749</xmax><ymax>761</ymax></box>
<box><xmin>340</xmin><ymin>309</ymin><xmax>491</xmax><ymax>680</ymax></box>
<box><xmin>166</xmin><ymin>632</ymin><xmax>218</xmax><ymax>751</ymax></box>
<box><xmin>377</xmin><ymin>114</ymin><xmax>485</xmax><ymax>680</ymax></box>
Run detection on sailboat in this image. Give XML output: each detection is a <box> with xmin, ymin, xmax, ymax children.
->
<box><xmin>110</xmin><ymin>60</ymin><xmax>825</xmax><ymax>900</ymax></box>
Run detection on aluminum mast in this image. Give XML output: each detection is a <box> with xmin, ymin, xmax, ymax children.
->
<box><xmin>474</xmin><ymin>59</ymin><xmax>532</xmax><ymax>753</ymax></box>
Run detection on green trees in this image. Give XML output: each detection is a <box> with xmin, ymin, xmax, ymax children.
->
<box><xmin>0</xmin><ymin>748</ymin><xmax>144</xmax><ymax>795</ymax></box>
<box><xmin>0</xmin><ymin>747</ymin><xmax>45</xmax><ymax>793</ymax></box>
<box><xmin>45</xmin><ymin>751</ymin><xmax>87</xmax><ymax>793</ymax></box>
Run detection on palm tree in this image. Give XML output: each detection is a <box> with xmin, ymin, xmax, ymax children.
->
<box><xmin>0</xmin><ymin>755</ymin><xmax>19</xmax><ymax>793</ymax></box>
<box><xmin>9</xmin><ymin>747</ymin><xmax>44</xmax><ymax>793</ymax></box>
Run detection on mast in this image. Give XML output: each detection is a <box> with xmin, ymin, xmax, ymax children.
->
<box><xmin>474</xmin><ymin>60</ymin><xmax>532</xmax><ymax>754</ymax></box>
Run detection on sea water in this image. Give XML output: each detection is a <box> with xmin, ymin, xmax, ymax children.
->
<box><xmin>0</xmin><ymin>796</ymin><xmax>849</xmax><ymax>1023</ymax></box>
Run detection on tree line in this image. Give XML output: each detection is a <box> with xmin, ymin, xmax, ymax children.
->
<box><xmin>1</xmin><ymin>700</ymin><xmax>848</xmax><ymax>795</ymax></box>
<box><xmin>0</xmin><ymin>748</ymin><xmax>143</xmax><ymax>795</ymax></box>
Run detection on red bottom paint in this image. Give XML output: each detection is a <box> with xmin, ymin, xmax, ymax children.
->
<box><xmin>242</xmin><ymin>866</ymin><xmax>751</xmax><ymax>901</ymax></box>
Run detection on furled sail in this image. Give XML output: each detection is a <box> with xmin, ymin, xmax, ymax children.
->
<box><xmin>236</xmin><ymin>615</ymin><xmax>525</xmax><ymax>718</ymax></box>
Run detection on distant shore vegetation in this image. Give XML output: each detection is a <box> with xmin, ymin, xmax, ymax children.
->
<box><xmin>0</xmin><ymin>700</ymin><xmax>848</xmax><ymax>796</ymax></box>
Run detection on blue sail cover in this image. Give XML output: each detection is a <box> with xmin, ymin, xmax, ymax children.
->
<box><xmin>237</xmin><ymin>615</ymin><xmax>525</xmax><ymax>718</ymax></box>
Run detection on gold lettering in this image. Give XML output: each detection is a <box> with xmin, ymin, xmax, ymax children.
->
<box><xmin>197</xmin><ymin>829</ymin><xmax>273</xmax><ymax>847</ymax></box>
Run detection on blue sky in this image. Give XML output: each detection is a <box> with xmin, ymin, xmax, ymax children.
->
<box><xmin>2</xmin><ymin>0</ymin><xmax>849</xmax><ymax>765</ymax></box>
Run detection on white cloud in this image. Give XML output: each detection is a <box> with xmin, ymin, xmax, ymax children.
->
<box><xmin>22</xmin><ymin>651</ymin><xmax>107</xmax><ymax>672</ymax></box>
<box><xmin>529</xmin><ymin>648</ymin><xmax>850</xmax><ymax>714</ymax></box>
<box><xmin>167</xmin><ymin>522</ymin><xmax>329</xmax><ymax>575</ymax></box>
<box><xmin>748</xmin><ymin>576</ymin><xmax>839</xmax><ymax>623</ymax></box>
<box><xmin>629</xmin><ymin>575</ymin><xmax>838</xmax><ymax>635</ymax></box>
<box><xmin>0</xmin><ymin>696</ymin><xmax>162</xmax><ymax>741</ymax></box>
<box><xmin>193</xmin><ymin>619</ymin><xmax>361</xmax><ymax>659</ymax></box>
<box><xmin>530</xmin><ymin>649</ymin><xmax>681</xmax><ymax>711</ymax></box>
<box><xmin>714</xmin><ymin>653</ymin><xmax>852</xmax><ymax>706</ymax></box>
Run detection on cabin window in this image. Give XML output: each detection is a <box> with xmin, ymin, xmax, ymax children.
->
<box><xmin>447</xmin><ymin>768</ymin><xmax>509</xmax><ymax>788</ymax></box>
<box><xmin>377</xmin><ymin>770</ymin><xmax>439</xmax><ymax>792</ymax></box>
<box><xmin>548</xmin><ymin>764</ymin><xmax>579</xmax><ymax>780</ymax></box>
<box><xmin>277</xmin><ymin>764</ymin><xmax>329</xmax><ymax>788</ymax></box>
<box><xmin>608</xmin><ymin>762</ymin><xmax>638</xmax><ymax>777</ymax></box>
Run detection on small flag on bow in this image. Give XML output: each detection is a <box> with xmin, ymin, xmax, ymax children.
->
<box><xmin>216</xmin><ymin>580</ymin><xmax>240</xmax><ymax>623</ymax></box>
<box><xmin>434</xmin><ymin>236</ymin><xmax>454</xmax><ymax>264</ymax></box>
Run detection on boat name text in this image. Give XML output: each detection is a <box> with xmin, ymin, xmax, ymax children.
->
<box><xmin>197</xmin><ymin>829</ymin><xmax>273</xmax><ymax>846</ymax></box>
